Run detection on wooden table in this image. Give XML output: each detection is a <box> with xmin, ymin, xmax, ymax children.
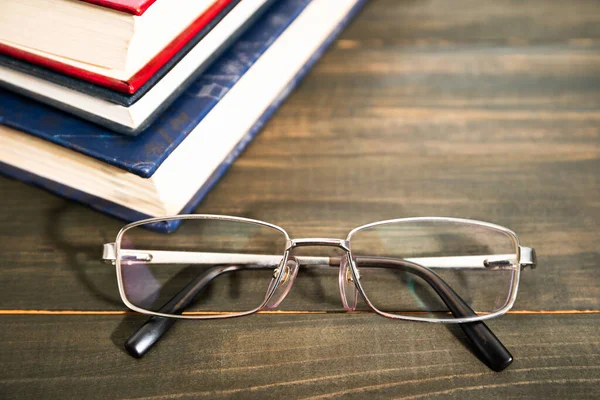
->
<box><xmin>1</xmin><ymin>0</ymin><xmax>599</xmax><ymax>398</ymax></box>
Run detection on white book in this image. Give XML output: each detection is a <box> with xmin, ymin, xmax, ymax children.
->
<box><xmin>0</xmin><ymin>0</ymin><xmax>216</xmax><ymax>72</ymax></box>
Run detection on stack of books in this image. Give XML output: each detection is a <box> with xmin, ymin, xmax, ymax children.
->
<box><xmin>0</xmin><ymin>0</ymin><xmax>365</xmax><ymax>231</ymax></box>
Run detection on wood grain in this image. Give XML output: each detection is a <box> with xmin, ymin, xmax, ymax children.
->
<box><xmin>0</xmin><ymin>314</ymin><xmax>599</xmax><ymax>399</ymax></box>
<box><xmin>0</xmin><ymin>0</ymin><xmax>599</xmax><ymax>397</ymax></box>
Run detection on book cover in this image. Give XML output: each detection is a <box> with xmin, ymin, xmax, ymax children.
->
<box><xmin>78</xmin><ymin>0</ymin><xmax>157</xmax><ymax>15</ymax></box>
<box><xmin>0</xmin><ymin>0</ymin><xmax>257</xmax><ymax>111</ymax></box>
<box><xmin>0</xmin><ymin>0</ymin><xmax>234</xmax><ymax>94</ymax></box>
<box><xmin>0</xmin><ymin>0</ymin><xmax>242</xmax><ymax>107</ymax></box>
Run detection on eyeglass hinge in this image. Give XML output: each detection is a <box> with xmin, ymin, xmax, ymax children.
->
<box><xmin>102</xmin><ymin>243</ymin><xmax>117</xmax><ymax>265</ymax></box>
<box><xmin>519</xmin><ymin>246</ymin><xmax>537</xmax><ymax>270</ymax></box>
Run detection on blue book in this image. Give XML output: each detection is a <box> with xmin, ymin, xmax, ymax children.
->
<box><xmin>0</xmin><ymin>0</ymin><xmax>366</xmax><ymax>232</ymax></box>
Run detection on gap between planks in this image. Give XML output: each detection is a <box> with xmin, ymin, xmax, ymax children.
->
<box><xmin>0</xmin><ymin>310</ymin><xmax>599</xmax><ymax>316</ymax></box>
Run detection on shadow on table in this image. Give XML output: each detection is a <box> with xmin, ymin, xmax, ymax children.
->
<box><xmin>45</xmin><ymin>203</ymin><xmax>124</xmax><ymax>307</ymax></box>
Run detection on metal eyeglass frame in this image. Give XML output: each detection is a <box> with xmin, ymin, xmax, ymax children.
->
<box><xmin>102</xmin><ymin>215</ymin><xmax>536</xmax><ymax>371</ymax></box>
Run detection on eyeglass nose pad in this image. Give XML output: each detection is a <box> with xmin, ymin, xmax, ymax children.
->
<box><xmin>264</xmin><ymin>257</ymin><xmax>299</xmax><ymax>309</ymax></box>
<box><xmin>339</xmin><ymin>254</ymin><xmax>359</xmax><ymax>311</ymax></box>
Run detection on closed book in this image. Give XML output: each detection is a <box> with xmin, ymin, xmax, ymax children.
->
<box><xmin>0</xmin><ymin>0</ymin><xmax>274</xmax><ymax>135</ymax></box>
<box><xmin>0</xmin><ymin>0</ymin><xmax>233</xmax><ymax>93</ymax></box>
<box><xmin>0</xmin><ymin>0</ymin><xmax>366</xmax><ymax>232</ymax></box>
<box><xmin>0</xmin><ymin>0</ymin><xmax>242</xmax><ymax>106</ymax></box>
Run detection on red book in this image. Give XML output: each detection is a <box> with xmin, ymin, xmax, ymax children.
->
<box><xmin>0</xmin><ymin>0</ymin><xmax>233</xmax><ymax>94</ymax></box>
<box><xmin>78</xmin><ymin>0</ymin><xmax>158</xmax><ymax>15</ymax></box>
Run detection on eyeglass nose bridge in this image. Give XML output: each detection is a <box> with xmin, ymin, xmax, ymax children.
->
<box><xmin>288</xmin><ymin>238</ymin><xmax>350</xmax><ymax>251</ymax></box>
<box><xmin>283</xmin><ymin>237</ymin><xmax>359</xmax><ymax>312</ymax></box>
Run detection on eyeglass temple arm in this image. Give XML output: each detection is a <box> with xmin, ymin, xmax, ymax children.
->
<box><xmin>348</xmin><ymin>256</ymin><xmax>513</xmax><ymax>372</ymax></box>
<box><xmin>124</xmin><ymin>265</ymin><xmax>245</xmax><ymax>358</ymax></box>
<box><xmin>125</xmin><ymin>257</ymin><xmax>511</xmax><ymax>370</ymax></box>
<box><xmin>103</xmin><ymin>244</ymin><xmax>537</xmax><ymax>270</ymax></box>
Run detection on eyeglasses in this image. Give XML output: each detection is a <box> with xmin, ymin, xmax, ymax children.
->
<box><xmin>102</xmin><ymin>215</ymin><xmax>536</xmax><ymax>371</ymax></box>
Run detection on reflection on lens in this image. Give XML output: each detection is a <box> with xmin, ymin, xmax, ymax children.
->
<box><xmin>117</xmin><ymin>217</ymin><xmax>288</xmax><ymax>316</ymax></box>
<box><xmin>349</xmin><ymin>219</ymin><xmax>518</xmax><ymax>320</ymax></box>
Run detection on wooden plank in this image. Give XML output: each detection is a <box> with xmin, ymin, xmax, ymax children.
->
<box><xmin>0</xmin><ymin>314</ymin><xmax>598</xmax><ymax>399</ymax></box>
<box><xmin>344</xmin><ymin>0</ymin><xmax>600</xmax><ymax>45</ymax></box>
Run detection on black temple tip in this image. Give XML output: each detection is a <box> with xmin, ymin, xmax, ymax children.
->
<box><xmin>124</xmin><ymin>317</ymin><xmax>176</xmax><ymax>358</ymax></box>
<box><xmin>460</xmin><ymin>321</ymin><xmax>513</xmax><ymax>372</ymax></box>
